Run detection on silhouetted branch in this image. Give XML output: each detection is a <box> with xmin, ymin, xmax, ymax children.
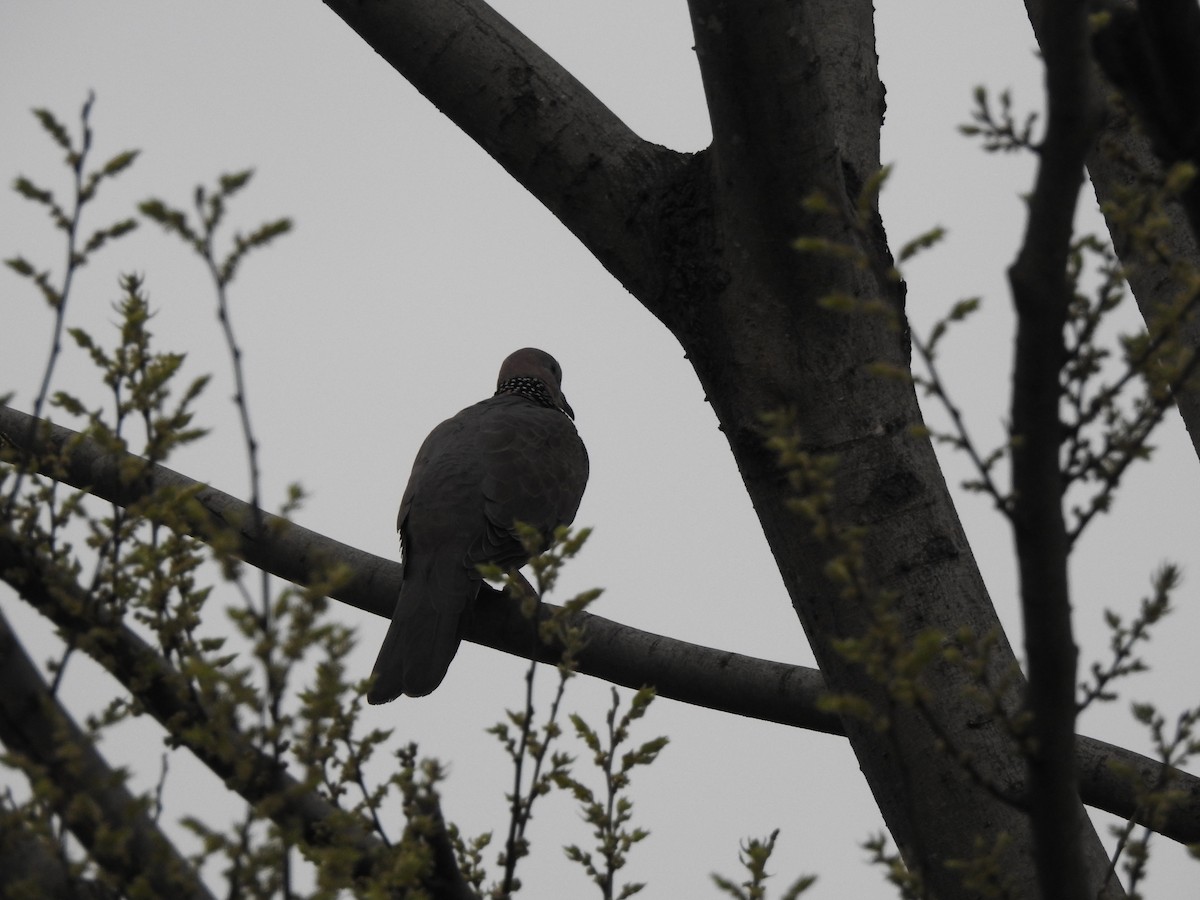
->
<box><xmin>1092</xmin><ymin>0</ymin><xmax>1200</xmax><ymax>237</ymax></box>
<box><xmin>0</xmin><ymin>522</ymin><xmax>379</xmax><ymax>853</ymax></box>
<box><xmin>1025</xmin><ymin>0</ymin><xmax>1200</xmax><ymax>460</ymax></box>
<box><xmin>3</xmin><ymin>403</ymin><xmax>1197</xmax><ymax>846</ymax></box>
<box><xmin>0</xmin><ymin>799</ymin><xmax>118</xmax><ymax>900</ymax></box>
<box><xmin>0</xmin><ymin>516</ymin><xmax>494</xmax><ymax>898</ymax></box>
<box><xmin>0</xmin><ymin>607</ymin><xmax>216</xmax><ymax>900</ymax></box>
<box><xmin>1008</xmin><ymin>1</ymin><xmax>1102</xmax><ymax>895</ymax></box>
<box><xmin>321</xmin><ymin>0</ymin><xmax>689</xmax><ymax>318</ymax></box>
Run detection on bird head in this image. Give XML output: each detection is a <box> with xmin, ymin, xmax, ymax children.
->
<box><xmin>495</xmin><ymin>347</ymin><xmax>575</xmax><ymax>419</ymax></box>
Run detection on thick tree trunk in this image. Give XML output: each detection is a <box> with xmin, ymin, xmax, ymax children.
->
<box><xmin>323</xmin><ymin>0</ymin><xmax>1124</xmax><ymax>894</ymax></box>
<box><xmin>676</xmin><ymin>3</ymin><xmax>1117</xmax><ymax>895</ymax></box>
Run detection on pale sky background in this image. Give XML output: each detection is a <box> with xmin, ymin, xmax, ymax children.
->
<box><xmin>2</xmin><ymin>2</ymin><xmax>1198</xmax><ymax>897</ymax></box>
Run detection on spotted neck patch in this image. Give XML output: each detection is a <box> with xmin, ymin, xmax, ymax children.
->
<box><xmin>496</xmin><ymin>375</ymin><xmax>562</xmax><ymax>413</ymax></box>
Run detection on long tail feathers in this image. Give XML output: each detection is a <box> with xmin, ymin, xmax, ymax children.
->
<box><xmin>367</xmin><ymin>574</ymin><xmax>476</xmax><ymax>702</ymax></box>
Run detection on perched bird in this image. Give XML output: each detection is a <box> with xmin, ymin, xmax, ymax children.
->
<box><xmin>368</xmin><ymin>348</ymin><xmax>589</xmax><ymax>702</ymax></box>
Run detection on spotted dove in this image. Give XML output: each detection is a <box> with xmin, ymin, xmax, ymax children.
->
<box><xmin>367</xmin><ymin>348</ymin><xmax>589</xmax><ymax>702</ymax></box>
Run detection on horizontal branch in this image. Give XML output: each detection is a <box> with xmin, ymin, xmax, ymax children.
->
<box><xmin>1</xmin><ymin>403</ymin><xmax>1198</xmax><ymax>845</ymax></box>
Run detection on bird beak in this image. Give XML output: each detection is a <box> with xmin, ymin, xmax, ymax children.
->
<box><xmin>560</xmin><ymin>393</ymin><xmax>575</xmax><ymax>420</ymax></box>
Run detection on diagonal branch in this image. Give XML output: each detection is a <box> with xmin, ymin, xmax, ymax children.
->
<box><xmin>1026</xmin><ymin>0</ymin><xmax>1200</xmax><ymax>461</ymax></box>
<box><xmin>321</xmin><ymin>0</ymin><xmax>691</xmax><ymax>315</ymax></box>
<box><xmin>1091</xmin><ymin>0</ymin><xmax>1200</xmax><ymax>238</ymax></box>
<box><xmin>0</xmin><ymin>521</ymin><xmax>381</xmax><ymax>862</ymax></box>
<box><xmin>0</xmin><ymin>513</ymin><xmax>482</xmax><ymax>898</ymax></box>
<box><xmin>2</xmin><ymin>403</ymin><xmax>1197</xmax><ymax>846</ymax></box>
<box><xmin>0</xmin><ymin>800</ymin><xmax>118</xmax><ymax>900</ymax></box>
<box><xmin>0</xmin><ymin>606</ymin><xmax>216</xmax><ymax>900</ymax></box>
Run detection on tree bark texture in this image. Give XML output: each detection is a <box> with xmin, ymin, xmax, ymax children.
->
<box><xmin>321</xmin><ymin>1</ymin><xmax>1127</xmax><ymax>895</ymax></box>
<box><xmin>1023</xmin><ymin>0</ymin><xmax>1200</xmax><ymax>460</ymax></box>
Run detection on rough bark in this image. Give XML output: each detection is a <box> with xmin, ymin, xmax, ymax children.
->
<box><xmin>679</xmin><ymin>3</ymin><xmax>1052</xmax><ymax>893</ymax></box>
<box><xmin>1026</xmin><ymin>0</ymin><xmax>1200</xmax><ymax>458</ymax></box>
<box><xmin>319</xmin><ymin>1</ymin><xmax>1138</xmax><ymax>894</ymax></box>
<box><xmin>1090</xmin><ymin>0</ymin><xmax>1200</xmax><ymax>237</ymax></box>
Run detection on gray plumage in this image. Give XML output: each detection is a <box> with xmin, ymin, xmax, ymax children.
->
<box><xmin>368</xmin><ymin>348</ymin><xmax>589</xmax><ymax>702</ymax></box>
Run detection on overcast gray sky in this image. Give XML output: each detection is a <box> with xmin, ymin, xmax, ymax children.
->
<box><xmin>2</xmin><ymin>2</ymin><xmax>1197</xmax><ymax>896</ymax></box>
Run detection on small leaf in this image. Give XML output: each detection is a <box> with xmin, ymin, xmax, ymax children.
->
<box><xmin>801</xmin><ymin>191</ymin><xmax>834</xmax><ymax>214</ymax></box>
<box><xmin>13</xmin><ymin>176</ymin><xmax>54</xmax><ymax>205</ymax></box>
<box><xmin>898</xmin><ymin>225</ymin><xmax>946</xmax><ymax>263</ymax></box>
<box><xmin>218</xmin><ymin>169</ymin><xmax>254</xmax><ymax>195</ymax></box>
<box><xmin>101</xmin><ymin>148</ymin><xmax>140</xmax><ymax>177</ymax></box>
<box><xmin>866</xmin><ymin>361</ymin><xmax>914</xmax><ymax>383</ymax></box>
<box><xmin>948</xmin><ymin>296</ymin><xmax>981</xmax><ymax>321</ymax></box>
<box><xmin>5</xmin><ymin>256</ymin><xmax>35</xmax><ymax>277</ymax></box>
<box><xmin>1164</xmin><ymin>161</ymin><xmax>1196</xmax><ymax>195</ymax></box>
<box><xmin>82</xmin><ymin>218</ymin><xmax>138</xmax><ymax>254</ymax></box>
<box><xmin>32</xmin><ymin>107</ymin><xmax>72</xmax><ymax>152</ymax></box>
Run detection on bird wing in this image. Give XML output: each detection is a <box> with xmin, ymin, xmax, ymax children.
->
<box><xmin>369</xmin><ymin>394</ymin><xmax>588</xmax><ymax>702</ymax></box>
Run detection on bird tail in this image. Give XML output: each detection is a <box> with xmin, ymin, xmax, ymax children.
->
<box><xmin>367</xmin><ymin>571</ymin><xmax>476</xmax><ymax>702</ymax></box>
